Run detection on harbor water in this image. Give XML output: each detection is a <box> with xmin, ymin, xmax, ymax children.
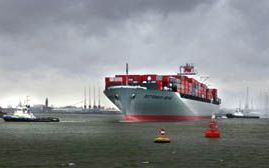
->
<box><xmin>0</xmin><ymin>113</ymin><xmax>268</xmax><ymax>168</ymax></box>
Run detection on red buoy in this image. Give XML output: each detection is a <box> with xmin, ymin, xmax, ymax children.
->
<box><xmin>205</xmin><ymin>114</ymin><xmax>221</xmax><ymax>138</ymax></box>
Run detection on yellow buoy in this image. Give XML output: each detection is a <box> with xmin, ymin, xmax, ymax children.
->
<box><xmin>154</xmin><ymin>128</ymin><xmax>171</xmax><ymax>143</ymax></box>
<box><xmin>154</xmin><ymin>136</ymin><xmax>171</xmax><ymax>143</ymax></box>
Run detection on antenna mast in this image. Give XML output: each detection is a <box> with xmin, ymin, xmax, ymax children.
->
<box><xmin>98</xmin><ymin>87</ymin><xmax>101</xmax><ymax>108</ymax></box>
<box><xmin>84</xmin><ymin>87</ymin><xmax>86</xmax><ymax>109</ymax></box>
<box><xmin>245</xmin><ymin>87</ymin><xmax>249</xmax><ymax>113</ymax></box>
<box><xmin>126</xmin><ymin>62</ymin><xmax>129</xmax><ymax>85</ymax></box>
<box><xmin>88</xmin><ymin>85</ymin><xmax>91</xmax><ymax>109</ymax></box>
<box><xmin>93</xmin><ymin>86</ymin><xmax>96</xmax><ymax>109</ymax></box>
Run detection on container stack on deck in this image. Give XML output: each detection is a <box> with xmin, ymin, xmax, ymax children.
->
<box><xmin>105</xmin><ymin>74</ymin><xmax>221</xmax><ymax>104</ymax></box>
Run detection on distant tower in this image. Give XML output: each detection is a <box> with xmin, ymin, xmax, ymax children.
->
<box><xmin>45</xmin><ymin>98</ymin><xmax>48</xmax><ymax>107</ymax></box>
<box><xmin>93</xmin><ymin>86</ymin><xmax>96</xmax><ymax>109</ymax></box>
<box><xmin>98</xmin><ymin>87</ymin><xmax>101</xmax><ymax>109</ymax></box>
<box><xmin>84</xmin><ymin>87</ymin><xmax>87</xmax><ymax>109</ymax></box>
<box><xmin>88</xmin><ymin>85</ymin><xmax>91</xmax><ymax>109</ymax></box>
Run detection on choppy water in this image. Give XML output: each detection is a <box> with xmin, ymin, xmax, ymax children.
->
<box><xmin>0</xmin><ymin>113</ymin><xmax>268</xmax><ymax>168</ymax></box>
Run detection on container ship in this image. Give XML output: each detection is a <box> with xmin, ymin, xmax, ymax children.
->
<box><xmin>104</xmin><ymin>64</ymin><xmax>221</xmax><ymax>121</ymax></box>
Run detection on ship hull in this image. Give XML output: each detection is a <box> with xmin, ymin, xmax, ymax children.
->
<box><xmin>3</xmin><ymin>116</ymin><xmax>60</xmax><ymax>122</ymax></box>
<box><xmin>226</xmin><ymin>114</ymin><xmax>259</xmax><ymax>119</ymax></box>
<box><xmin>104</xmin><ymin>86</ymin><xmax>219</xmax><ymax>121</ymax></box>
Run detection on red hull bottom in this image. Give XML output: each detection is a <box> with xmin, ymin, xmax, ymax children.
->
<box><xmin>124</xmin><ymin>115</ymin><xmax>210</xmax><ymax>122</ymax></box>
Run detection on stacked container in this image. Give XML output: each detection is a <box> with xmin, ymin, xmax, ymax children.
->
<box><xmin>105</xmin><ymin>77</ymin><xmax>123</xmax><ymax>87</ymax></box>
<box><xmin>206</xmin><ymin>89</ymin><xmax>213</xmax><ymax>100</ymax></box>
<box><xmin>212</xmin><ymin>89</ymin><xmax>218</xmax><ymax>100</ymax></box>
<box><xmin>105</xmin><ymin>74</ymin><xmax>219</xmax><ymax>102</ymax></box>
<box><xmin>140</xmin><ymin>74</ymin><xmax>163</xmax><ymax>90</ymax></box>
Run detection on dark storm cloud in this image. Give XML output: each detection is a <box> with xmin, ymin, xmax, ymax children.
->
<box><xmin>0</xmin><ymin>0</ymin><xmax>214</xmax><ymax>73</ymax></box>
<box><xmin>0</xmin><ymin>0</ymin><xmax>65</xmax><ymax>36</ymax></box>
<box><xmin>0</xmin><ymin>0</ymin><xmax>213</xmax><ymax>36</ymax></box>
<box><xmin>0</xmin><ymin>0</ymin><xmax>269</xmax><ymax>108</ymax></box>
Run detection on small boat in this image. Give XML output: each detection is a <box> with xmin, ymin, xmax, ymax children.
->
<box><xmin>226</xmin><ymin>113</ymin><xmax>259</xmax><ymax>119</ymax></box>
<box><xmin>226</xmin><ymin>88</ymin><xmax>260</xmax><ymax>119</ymax></box>
<box><xmin>226</xmin><ymin>109</ymin><xmax>259</xmax><ymax>119</ymax></box>
<box><xmin>3</xmin><ymin>104</ymin><xmax>59</xmax><ymax>122</ymax></box>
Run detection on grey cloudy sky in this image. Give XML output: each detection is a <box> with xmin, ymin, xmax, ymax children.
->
<box><xmin>0</xmin><ymin>0</ymin><xmax>269</xmax><ymax>108</ymax></box>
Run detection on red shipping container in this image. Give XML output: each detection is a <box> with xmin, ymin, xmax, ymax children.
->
<box><xmin>105</xmin><ymin>76</ymin><xmax>124</xmax><ymax>87</ymax></box>
<box><xmin>116</xmin><ymin>75</ymin><xmax>142</xmax><ymax>83</ymax></box>
<box><xmin>141</xmin><ymin>74</ymin><xmax>158</xmax><ymax>81</ymax></box>
<box><xmin>212</xmin><ymin>89</ymin><xmax>218</xmax><ymax>98</ymax></box>
<box><xmin>171</xmin><ymin>75</ymin><xmax>177</xmax><ymax>78</ymax></box>
<box><xmin>115</xmin><ymin>75</ymin><xmax>127</xmax><ymax>84</ymax></box>
<box><xmin>156</xmin><ymin>81</ymin><xmax>163</xmax><ymax>91</ymax></box>
<box><xmin>206</xmin><ymin>89</ymin><xmax>214</xmax><ymax>100</ymax></box>
<box><xmin>187</xmin><ymin>78</ymin><xmax>193</xmax><ymax>83</ymax></box>
<box><xmin>130</xmin><ymin>75</ymin><xmax>141</xmax><ymax>81</ymax></box>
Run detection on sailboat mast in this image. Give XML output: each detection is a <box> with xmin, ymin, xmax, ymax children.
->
<box><xmin>88</xmin><ymin>85</ymin><xmax>91</xmax><ymax>109</ymax></box>
<box><xmin>93</xmin><ymin>86</ymin><xmax>96</xmax><ymax>109</ymax></box>
<box><xmin>245</xmin><ymin>87</ymin><xmax>249</xmax><ymax>112</ymax></box>
<box><xmin>98</xmin><ymin>87</ymin><xmax>101</xmax><ymax>108</ymax></box>
<box><xmin>84</xmin><ymin>87</ymin><xmax>86</xmax><ymax>109</ymax></box>
<box><xmin>126</xmin><ymin>62</ymin><xmax>128</xmax><ymax>85</ymax></box>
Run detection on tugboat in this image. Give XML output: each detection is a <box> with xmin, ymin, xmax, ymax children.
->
<box><xmin>3</xmin><ymin>104</ymin><xmax>59</xmax><ymax>122</ymax></box>
<box><xmin>226</xmin><ymin>108</ymin><xmax>259</xmax><ymax>119</ymax></box>
<box><xmin>226</xmin><ymin>88</ymin><xmax>260</xmax><ymax>119</ymax></box>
